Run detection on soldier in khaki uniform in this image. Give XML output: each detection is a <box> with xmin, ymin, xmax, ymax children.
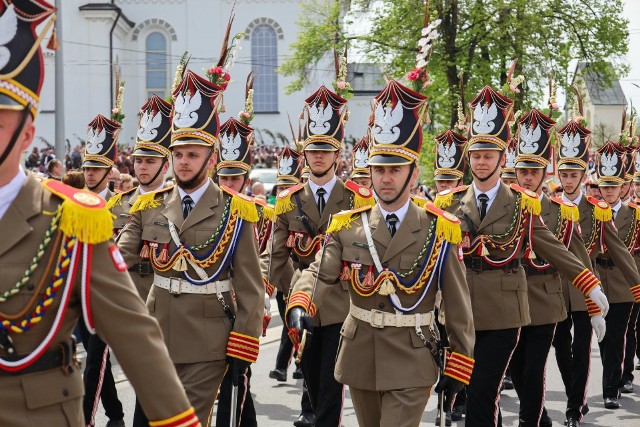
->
<box><xmin>287</xmin><ymin>79</ymin><xmax>475</xmax><ymax>427</ymax></box>
<box><xmin>511</xmin><ymin>108</ymin><xmax>605</xmax><ymax>427</ymax></box>
<box><xmin>593</xmin><ymin>141</ymin><xmax>640</xmax><ymax>409</ymax></box>
<box><xmin>500</xmin><ymin>138</ymin><xmax>518</xmax><ymax>186</ymax></box>
<box><xmin>0</xmin><ymin>3</ymin><xmax>201</xmax><ymax>426</ymax></box>
<box><xmin>434</xmin><ymin>84</ymin><xmax>608</xmax><ymax>427</ymax></box>
<box><xmin>263</xmin><ymin>83</ymin><xmax>374</xmax><ymax>427</ymax></box>
<box><xmin>117</xmin><ymin>65</ymin><xmax>264</xmax><ymax>424</ymax></box>
<box><xmin>349</xmin><ymin>137</ymin><xmax>372</xmax><ymax>189</ymax></box>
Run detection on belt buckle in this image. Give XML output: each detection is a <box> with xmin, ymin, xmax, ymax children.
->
<box><xmin>168</xmin><ymin>277</ymin><xmax>182</xmax><ymax>294</ymax></box>
<box><xmin>370</xmin><ymin>309</ymin><xmax>385</xmax><ymax>328</ymax></box>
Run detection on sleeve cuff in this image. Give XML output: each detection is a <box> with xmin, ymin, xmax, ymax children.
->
<box><xmin>286</xmin><ymin>291</ymin><xmax>317</xmax><ymax>320</ymax></box>
<box><xmin>149</xmin><ymin>407</ymin><xmax>200</xmax><ymax>427</ymax></box>
<box><xmin>263</xmin><ymin>276</ymin><xmax>275</xmax><ymax>297</ymax></box>
<box><xmin>443</xmin><ymin>352</ymin><xmax>474</xmax><ymax>385</ymax></box>
<box><xmin>572</xmin><ymin>268</ymin><xmax>601</xmax><ymax>296</ymax></box>
<box><xmin>585</xmin><ymin>298</ymin><xmax>603</xmax><ymax>317</ymax></box>
<box><xmin>631</xmin><ymin>284</ymin><xmax>640</xmax><ymax>302</ymax></box>
<box><xmin>226</xmin><ymin>332</ymin><xmax>260</xmax><ymax>363</ymax></box>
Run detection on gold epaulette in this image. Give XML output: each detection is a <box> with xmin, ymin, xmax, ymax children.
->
<box><xmin>42</xmin><ymin>179</ymin><xmax>113</xmax><ymax>244</ymax></box>
<box><xmin>586</xmin><ymin>196</ymin><xmax>612</xmax><ymax>222</ymax></box>
<box><xmin>254</xmin><ymin>197</ymin><xmax>275</xmax><ymax>222</ymax></box>
<box><xmin>628</xmin><ymin>201</ymin><xmax>640</xmax><ymax>220</ymax></box>
<box><xmin>510</xmin><ymin>184</ymin><xmax>542</xmax><ymax>215</ymax></box>
<box><xmin>129</xmin><ymin>186</ymin><xmax>174</xmax><ymax>214</ymax></box>
<box><xmin>220</xmin><ymin>185</ymin><xmax>260</xmax><ymax>223</ymax></box>
<box><xmin>550</xmin><ymin>196</ymin><xmax>579</xmax><ymax>222</ymax></box>
<box><xmin>424</xmin><ymin>202</ymin><xmax>462</xmax><ymax>244</ymax></box>
<box><xmin>434</xmin><ymin>185</ymin><xmax>468</xmax><ymax>209</ymax></box>
<box><xmin>105</xmin><ymin>187</ymin><xmax>136</xmax><ymax>211</ymax></box>
<box><xmin>275</xmin><ymin>183</ymin><xmax>304</xmax><ymax>215</ymax></box>
<box><xmin>344</xmin><ymin>180</ymin><xmax>375</xmax><ymax>209</ymax></box>
<box><xmin>410</xmin><ymin>194</ymin><xmax>429</xmax><ymax>208</ymax></box>
<box><xmin>326</xmin><ymin>205</ymin><xmax>372</xmax><ymax>234</ymax></box>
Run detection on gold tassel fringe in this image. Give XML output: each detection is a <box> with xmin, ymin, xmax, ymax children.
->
<box><xmin>106</xmin><ymin>193</ymin><xmax>124</xmax><ymax>210</ymax></box>
<box><xmin>378</xmin><ymin>278</ymin><xmax>395</xmax><ymax>296</ymax></box>
<box><xmin>480</xmin><ymin>243</ymin><xmax>489</xmax><ymax>256</ymax></box>
<box><xmin>130</xmin><ymin>192</ymin><xmax>162</xmax><ymax>214</ymax></box>
<box><xmin>434</xmin><ymin>192</ymin><xmax>454</xmax><ymax>210</ymax></box>
<box><xmin>520</xmin><ymin>193</ymin><xmax>542</xmax><ymax>215</ymax></box>
<box><xmin>231</xmin><ymin>195</ymin><xmax>259</xmax><ymax>222</ymax></box>
<box><xmin>560</xmin><ymin>203</ymin><xmax>579</xmax><ymax>222</ymax></box>
<box><xmin>327</xmin><ymin>213</ymin><xmax>357</xmax><ymax>234</ymax></box>
<box><xmin>59</xmin><ymin>199</ymin><xmax>114</xmax><ymax>245</ymax></box>
<box><xmin>353</xmin><ymin>194</ymin><xmax>375</xmax><ymax>209</ymax></box>
<box><xmin>436</xmin><ymin>216</ymin><xmax>462</xmax><ymax>244</ymax></box>
<box><xmin>275</xmin><ymin>194</ymin><xmax>295</xmax><ymax>215</ymax></box>
<box><xmin>173</xmin><ymin>256</ymin><xmax>188</xmax><ymax>272</ymax></box>
<box><xmin>593</xmin><ymin>205</ymin><xmax>612</xmax><ymax>222</ymax></box>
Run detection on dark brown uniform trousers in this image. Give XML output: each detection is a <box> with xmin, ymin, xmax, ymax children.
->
<box><xmin>599</xmin><ymin>302</ymin><xmax>633</xmax><ymax>399</ymax></box>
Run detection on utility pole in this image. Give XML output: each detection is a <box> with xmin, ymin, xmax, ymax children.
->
<box><xmin>54</xmin><ymin>0</ymin><xmax>66</xmax><ymax>167</ymax></box>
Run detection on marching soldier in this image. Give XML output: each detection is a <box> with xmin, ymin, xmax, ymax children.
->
<box><xmin>287</xmin><ymin>79</ymin><xmax>475</xmax><ymax>427</ymax></box>
<box><xmin>117</xmin><ymin>60</ymin><xmax>264</xmax><ymax>423</ymax></box>
<box><xmin>434</xmin><ymin>83</ymin><xmax>608</xmax><ymax>427</ymax></box>
<box><xmin>511</xmin><ymin>108</ymin><xmax>605</xmax><ymax>427</ymax></box>
<box><xmin>262</xmin><ymin>82</ymin><xmax>374</xmax><ymax>427</ymax></box>
<box><xmin>349</xmin><ymin>137</ymin><xmax>372</xmax><ymax>189</ymax></box>
<box><xmin>500</xmin><ymin>138</ymin><xmax>518</xmax><ymax>186</ymax></box>
<box><xmin>593</xmin><ymin>140</ymin><xmax>640</xmax><ymax>410</ymax></box>
<box><xmin>0</xmin><ymin>2</ymin><xmax>201</xmax><ymax>426</ymax></box>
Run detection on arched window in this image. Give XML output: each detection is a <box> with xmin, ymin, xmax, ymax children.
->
<box><xmin>146</xmin><ymin>32</ymin><xmax>167</xmax><ymax>100</ymax></box>
<box><xmin>251</xmin><ymin>25</ymin><xmax>278</xmax><ymax>112</ymax></box>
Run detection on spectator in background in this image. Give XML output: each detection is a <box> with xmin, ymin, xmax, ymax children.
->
<box><xmin>251</xmin><ymin>181</ymin><xmax>266</xmax><ymax>201</ymax></box>
<box><xmin>62</xmin><ymin>169</ymin><xmax>85</xmax><ymax>189</ymax></box>
<box><xmin>46</xmin><ymin>158</ymin><xmax>64</xmax><ymax>180</ymax></box>
<box><xmin>26</xmin><ymin>146</ymin><xmax>39</xmax><ymax>169</ymax></box>
<box><xmin>109</xmin><ymin>167</ymin><xmax>121</xmax><ymax>192</ymax></box>
<box><xmin>71</xmin><ymin>145</ymin><xmax>83</xmax><ymax>169</ymax></box>
<box><xmin>119</xmin><ymin>173</ymin><xmax>134</xmax><ymax>192</ymax></box>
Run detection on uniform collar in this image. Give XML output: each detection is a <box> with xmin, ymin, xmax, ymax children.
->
<box><xmin>308</xmin><ymin>174</ymin><xmax>337</xmax><ymax>200</ymax></box>
<box><xmin>178</xmin><ymin>178</ymin><xmax>210</xmax><ymax>205</ymax></box>
<box><xmin>0</xmin><ymin>166</ymin><xmax>27</xmax><ymax>221</ymax></box>
<box><xmin>472</xmin><ymin>179</ymin><xmax>501</xmax><ymax>202</ymax></box>
<box><xmin>562</xmin><ymin>191</ymin><xmax>583</xmax><ymax>206</ymax></box>
<box><xmin>378</xmin><ymin>198</ymin><xmax>411</xmax><ymax>229</ymax></box>
<box><xmin>139</xmin><ymin>182</ymin><xmax>164</xmax><ymax>195</ymax></box>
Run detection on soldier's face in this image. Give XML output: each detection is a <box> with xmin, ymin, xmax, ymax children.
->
<box><xmin>435</xmin><ymin>179</ymin><xmax>459</xmax><ymax>192</ymax></box>
<box><xmin>83</xmin><ymin>167</ymin><xmax>109</xmax><ymax>191</ymax></box>
<box><xmin>306</xmin><ymin>150</ymin><xmax>338</xmax><ymax>175</ymax></box>
<box><xmin>501</xmin><ymin>177</ymin><xmax>518</xmax><ymax>186</ymax></box>
<box><xmin>218</xmin><ymin>174</ymin><xmax>248</xmax><ymax>193</ymax></box>
<box><xmin>515</xmin><ymin>168</ymin><xmax>546</xmax><ymax>193</ymax></box>
<box><xmin>371</xmin><ymin>164</ymin><xmax>417</xmax><ymax>205</ymax></box>
<box><xmin>134</xmin><ymin>156</ymin><xmax>168</xmax><ymax>187</ymax></box>
<box><xmin>0</xmin><ymin>110</ymin><xmax>34</xmax><ymax>185</ymax></box>
<box><xmin>633</xmin><ymin>181</ymin><xmax>640</xmax><ymax>198</ymax></box>
<box><xmin>172</xmin><ymin>145</ymin><xmax>215</xmax><ymax>186</ymax></box>
<box><xmin>351</xmin><ymin>176</ymin><xmax>372</xmax><ymax>189</ymax></box>
<box><xmin>599</xmin><ymin>185</ymin><xmax>621</xmax><ymax>204</ymax></box>
<box><xmin>558</xmin><ymin>170</ymin><xmax>584</xmax><ymax>195</ymax></box>
<box><xmin>469</xmin><ymin>150</ymin><xmax>504</xmax><ymax>181</ymax></box>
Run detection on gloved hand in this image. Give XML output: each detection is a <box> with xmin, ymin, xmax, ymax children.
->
<box><xmin>587</xmin><ymin>286</ymin><xmax>609</xmax><ymax>317</ymax></box>
<box><xmin>227</xmin><ymin>356</ymin><xmax>251</xmax><ymax>386</ymax></box>
<box><xmin>287</xmin><ymin>307</ymin><xmax>313</xmax><ymax>345</ymax></box>
<box><xmin>434</xmin><ymin>375</ymin><xmax>465</xmax><ymax>410</ymax></box>
<box><xmin>590</xmin><ymin>314</ymin><xmax>606</xmax><ymax>343</ymax></box>
<box><xmin>264</xmin><ymin>293</ymin><xmax>271</xmax><ymax>311</ymax></box>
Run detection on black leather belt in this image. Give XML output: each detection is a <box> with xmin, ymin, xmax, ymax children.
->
<box><xmin>0</xmin><ymin>340</ymin><xmax>78</xmax><ymax>377</ymax></box>
<box><xmin>464</xmin><ymin>257</ymin><xmax>521</xmax><ymax>272</ymax></box>
<box><xmin>128</xmin><ymin>260</ymin><xmax>152</xmax><ymax>276</ymax></box>
<box><xmin>524</xmin><ymin>265</ymin><xmax>558</xmax><ymax>276</ymax></box>
<box><xmin>595</xmin><ymin>257</ymin><xmax>615</xmax><ymax>268</ymax></box>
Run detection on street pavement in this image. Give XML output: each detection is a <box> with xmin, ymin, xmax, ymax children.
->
<box><xmin>90</xmin><ymin>302</ymin><xmax>640</xmax><ymax>426</ymax></box>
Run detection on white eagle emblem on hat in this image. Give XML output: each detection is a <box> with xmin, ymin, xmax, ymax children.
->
<box><xmin>373</xmin><ymin>102</ymin><xmax>403</xmax><ymax>144</ymax></box>
<box><xmin>174</xmin><ymin>90</ymin><xmax>202</xmax><ymax>128</ymax></box>
<box><xmin>137</xmin><ymin>110</ymin><xmax>162</xmax><ymax>141</ymax></box>
<box><xmin>519</xmin><ymin>124</ymin><xmax>541</xmax><ymax>154</ymax></box>
<box><xmin>0</xmin><ymin>4</ymin><xmax>18</xmax><ymax>71</ymax></box>
<box><xmin>505</xmin><ymin>148</ymin><xmax>516</xmax><ymax>168</ymax></box>
<box><xmin>220</xmin><ymin>131</ymin><xmax>242</xmax><ymax>160</ymax></box>
<box><xmin>279</xmin><ymin>155</ymin><xmax>293</xmax><ymax>175</ymax></box>
<box><xmin>438</xmin><ymin>142</ymin><xmax>456</xmax><ymax>168</ymax></box>
<box><xmin>473</xmin><ymin>102</ymin><xmax>497</xmax><ymax>134</ymax></box>
<box><xmin>86</xmin><ymin>127</ymin><xmax>106</xmax><ymax>155</ymax></box>
<box><xmin>354</xmin><ymin>146</ymin><xmax>369</xmax><ymax>169</ymax></box>
<box><xmin>308</xmin><ymin>103</ymin><xmax>333</xmax><ymax>135</ymax></box>
<box><xmin>561</xmin><ymin>132</ymin><xmax>581</xmax><ymax>157</ymax></box>
<box><xmin>601</xmin><ymin>152</ymin><xmax>618</xmax><ymax>176</ymax></box>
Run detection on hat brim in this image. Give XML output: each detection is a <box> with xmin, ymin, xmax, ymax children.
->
<box><xmin>434</xmin><ymin>174</ymin><xmax>461</xmax><ymax>181</ymax></box>
<box><xmin>500</xmin><ymin>172</ymin><xmax>517</xmax><ymax>179</ymax></box>
<box><xmin>82</xmin><ymin>161</ymin><xmax>111</xmax><ymax>169</ymax></box>
<box><xmin>467</xmin><ymin>142</ymin><xmax>505</xmax><ymax>151</ymax></box>
<box><xmin>515</xmin><ymin>161</ymin><xmax>546</xmax><ymax>169</ymax></box>
<box><xmin>368</xmin><ymin>154</ymin><xmax>413</xmax><ymax>166</ymax></box>
<box><xmin>133</xmin><ymin>148</ymin><xmax>167</xmax><ymax>158</ymax></box>
<box><xmin>169</xmin><ymin>139</ymin><xmax>215</xmax><ymax>148</ymax></box>
<box><xmin>558</xmin><ymin>163</ymin><xmax>585</xmax><ymax>171</ymax></box>
<box><xmin>350</xmin><ymin>172</ymin><xmax>371</xmax><ymax>178</ymax></box>
<box><xmin>598</xmin><ymin>181</ymin><xmax>622</xmax><ymax>187</ymax></box>
<box><xmin>304</xmin><ymin>142</ymin><xmax>339</xmax><ymax>151</ymax></box>
<box><xmin>216</xmin><ymin>167</ymin><xmax>248</xmax><ymax>176</ymax></box>
<box><xmin>276</xmin><ymin>178</ymin><xmax>300</xmax><ymax>185</ymax></box>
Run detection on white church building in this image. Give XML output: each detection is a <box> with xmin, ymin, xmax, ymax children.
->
<box><xmin>34</xmin><ymin>0</ymin><xmax>379</xmax><ymax>154</ymax></box>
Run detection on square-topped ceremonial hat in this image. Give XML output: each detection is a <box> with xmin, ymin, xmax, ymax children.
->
<box><xmin>133</xmin><ymin>95</ymin><xmax>172</xmax><ymax>158</ymax></box>
<box><xmin>434</xmin><ymin>129</ymin><xmax>466</xmax><ymax>180</ymax></box>
<box><xmin>302</xmin><ymin>85</ymin><xmax>347</xmax><ymax>151</ymax></box>
<box><xmin>0</xmin><ymin>0</ymin><xmax>56</xmax><ymax>118</ymax></box>
<box><xmin>557</xmin><ymin>119</ymin><xmax>591</xmax><ymax>171</ymax></box>
<box><xmin>369</xmin><ymin>79</ymin><xmax>428</xmax><ymax>166</ymax></box>
<box><xmin>515</xmin><ymin>109</ymin><xmax>555</xmax><ymax>169</ymax></box>
<box><xmin>276</xmin><ymin>146</ymin><xmax>302</xmax><ymax>185</ymax></box>
<box><xmin>596</xmin><ymin>140</ymin><xmax>625</xmax><ymax>187</ymax></box>
<box><xmin>350</xmin><ymin>136</ymin><xmax>371</xmax><ymax>178</ymax></box>
<box><xmin>623</xmin><ymin>145</ymin><xmax>635</xmax><ymax>182</ymax></box>
<box><xmin>170</xmin><ymin>69</ymin><xmax>224</xmax><ymax>148</ymax></box>
<box><xmin>468</xmin><ymin>86</ymin><xmax>514</xmax><ymax>151</ymax></box>
<box><xmin>217</xmin><ymin>117</ymin><xmax>254</xmax><ymax>176</ymax></box>
<box><xmin>501</xmin><ymin>137</ymin><xmax>517</xmax><ymax>179</ymax></box>
<box><xmin>83</xmin><ymin>114</ymin><xmax>120</xmax><ymax>168</ymax></box>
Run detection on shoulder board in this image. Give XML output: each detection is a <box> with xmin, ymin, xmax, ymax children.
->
<box><xmin>410</xmin><ymin>194</ymin><xmax>429</xmax><ymax>208</ymax></box>
<box><xmin>509</xmin><ymin>184</ymin><xmax>541</xmax><ymax>215</ymax></box>
<box><xmin>221</xmin><ymin>185</ymin><xmax>260</xmax><ymax>223</ymax></box>
<box><xmin>344</xmin><ymin>180</ymin><xmax>375</xmax><ymax>209</ymax></box>
<box><xmin>105</xmin><ymin>187</ymin><xmax>136</xmax><ymax>210</ymax></box>
<box><xmin>253</xmin><ymin>198</ymin><xmax>275</xmax><ymax>222</ymax></box>
<box><xmin>129</xmin><ymin>185</ymin><xmax>174</xmax><ymax>214</ymax></box>
<box><xmin>275</xmin><ymin>183</ymin><xmax>304</xmax><ymax>215</ymax></box>
<box><xmin>326</xmin><ymin>205</ymin><xmax>372</xmax><ymax>234</ymax></box>
<box><xmin>550</xmin><ymin>196</ymin><xmax>579</xmax><ymax>222</ymax></box>
<box><xmin>42</xmin><ymin>179</ymin><xmax>113</xmax><ymax>245</ymax></box>
<box><xmin>434</xmin><ymin>185</ymin><xmax>468</xmax><ymax>209</ymax></box>
<box><xmin>628</xmin><ymin>201</ymin><xmax>640</xmax><ymax>220</ymax></box>
<box><xmin>424</xmin><ymin>202</ymin><xmax>462</xmax><ymax>245</ymax></box>
<box><xmin>586</xmin><ymin>196</ymin><xmax>612</xmax><ymax>222</ymax></box>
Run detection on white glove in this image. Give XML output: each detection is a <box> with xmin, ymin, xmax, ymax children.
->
<box><xmin>264</xmin><ymin>293</ymin><xmax>272</xmax><ymax>312</ymax></box>
<box><xmin>591</xmin><ymin>314</ymin><xmax>606</xmax><ymax>342</ymax></box>
<box><xmin>587</xmin><ymin>286</ymin><xmax>609</xmax><ymax>317</ymax></box>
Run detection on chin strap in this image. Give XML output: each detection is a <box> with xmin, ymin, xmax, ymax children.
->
<box><xmin>563</xmin><ymin>171</ymin><xmax>585</xmax><ymax>196</ymax></box>
<box><xmin>0</xmin><ymin>106</ymin><xmax>31</xmax><ymax>169</ymax></box>
<box><xmin>139</xmin><ymin>158</ymin><xmax>168</xmax><ymax>187</ymax></box>
<box><xmin>470</xmin><ymin>150</ymin><xmax>504</xmax><ymax>183</ymax></box>
<box><xmin>375</xmin><ymin>162</ymin><xmax>416</xmax><ymax>205</ymax></box>
<box><xmin>304</xmin><ymin>152</ymin><xmax>336</xmax><ymax>178</ymax></box>
<box><xmin>174</xmin><ymin>147</ymin><xmax>213</xmax><ymax>188</ymax></box>
<box><xmin>86</xmin><ymin>168</ymin><xmax>111</xmax><ymax>192</ymax></box>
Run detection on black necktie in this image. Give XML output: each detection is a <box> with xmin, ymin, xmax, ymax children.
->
<box><xmin>386</xmin><ymin>213</ymin><xmax>399</xmax><ymax>237</ymax></box>
<box><xmin>317</xmin><ymin>188</ymin><xmax>326</xmax><ymax>215</ymax></box>
<box><xmin>182</xmin><ymin>195</ymin><xmax>194</xmax><ymax>219</ymax></box>
<box><xmin>478</xmin><ymin>193</ymin><xmax>489</xmax><ymax>220</ymax></box>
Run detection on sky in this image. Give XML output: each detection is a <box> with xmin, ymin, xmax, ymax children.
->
<box><xmin>619</xmin><ymin>1</ymin><xmax>640</xmax><ymax>109</ymax></box>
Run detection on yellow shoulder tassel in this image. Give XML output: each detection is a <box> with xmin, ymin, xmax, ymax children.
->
<box><xmin>436</xmin><ymin>216</ymin><xmax>462</xmax><ymax>245</ymax></box>
<box><xmin>130</xmin><ymin>192</ymin><xmax>162</xmax><ymax>214</ymax></box>
<box><xmin>593</xmin><ymin>204</ymin><xmax>612</xmax><ymax>222</ymax></box>
<box><xmin>327</xmin><ymin>213</ymin><xmax>357</xmax><ymax>234</ymax></box>
<box><xmin>559</xmin><ymin>203</ymin><xmax>579</xmax><ymax>222</ymax></box>
<box><xmin>353</xmin><ymin>193</ymin><xmax>375</xmax><ymax>209</ymax></box>
<box><xmin>411</xmin><ymin>195</ymin><xmax>428</xmax><ymax>208</ymax></box>
<box><xmin>520</xmin><ymin>193</ymin><xmax>541</xmax><ymax>215</ymax></box>
<box><xmin>106</xmin><ymin>193</ymin><xmax>124</xmax><ymax>210</ymax></box>
<box><xmin>59</xmin><ymin>199</ymin><xmax>114</xmax><ymax>245</ymax></box>
<box><xmin>636</xmin><ymin>208</ymin><xmax>640</xmax><ymax>221</ymax></box>
<box><xmin>434</xmin><ymin>192</ymin><xmax>454</xmax><ymax>209</ymax></box>
<box><xmin>231</xmin><ymin>194</ymin><xmax>259</xmax><ymax>223</ymax></box>
<box><xmin>275</xmin><ymin>194</ymin><xmax>295</xmax><ymax>216</ymax></box>
<box><xmin>260</xmin><ymin>204</ymin><xmax>275</xmax><ymax>222</ymax></box>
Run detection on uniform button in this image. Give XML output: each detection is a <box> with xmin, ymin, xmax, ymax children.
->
<box><xmin>153</xmin><ymin>236</ymin><xmax>157</xmax><ymax>240</ymax></box>
<box><xmin>355</xmin><ymin>255</ymin><xmax>359</xmax><ymax>260</ymax></box>
<box><xmin>378</xmin><ymin>303</ymin><xmax>385</xmax><ymax>309</ymax></box>
<box><xmin>26</xmin><ymin>283</ymin><xmax>35</xmax><ymax>291</ymax></box>
<box><xmin>62</xmin><ymin>389</ymin><xmax>69</xmax><ymax>397</ymax></box>
<box><xmin>173</xmin><ymin>294</ymin><xmax>179</xmax><ymax>298</ymax></box>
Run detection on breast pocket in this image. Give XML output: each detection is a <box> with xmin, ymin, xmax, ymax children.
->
<box><xmin>141</xmin><ymin>223</ymin><xmax>171</xmax><ymax>244</ymax></box>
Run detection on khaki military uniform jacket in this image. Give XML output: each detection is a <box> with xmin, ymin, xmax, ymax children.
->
<box><xmin>595</xmin><ymin>202</ymin><xmax>639</xmax><ymax>304</ymax></box>
<box><xmin>117</xmin><ymin>181</ymin><xmax>263</xmax><ymax>364</ymax></box>
<box><xmin>289</xmin><ymin>203</ymin><xmax>474</xmax><ymax>391</ymax></box>
<box><xmin>441</xmin><ymin>183</ymin><xmax>602</xmax><ymax>331</ymax></box>
<box><xmin>263</xmin><ymin>180</ymin><xmax>359</xmax><ymax>327</ymax></box>
<box><xmin>0</xmin><ymin>176</ymin><xmax>198</xmax><ymax>426</ymax></box>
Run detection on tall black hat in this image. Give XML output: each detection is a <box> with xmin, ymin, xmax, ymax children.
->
<box><xmin>302</xmin><ymin>85</ymin><xmax>347</xmax><ymax>151</ymax></box>
<box><xmin>217</xmin><ymin>117</ymin><xmax>254</xmax><ymax>176</ymax></box>
<box><xmin>468</xmin><ymin>86</ymin><xmax>514</xmax><ymax>151</ymax></box>
<box><xmin>557</xmin><ymin>120</ymin><xmax>591</xmax><ymax>171</ymax></box>
<box><xmin>133</xmin><ymin>95</ymin><xmax>172</xmax><ymax>158</ymax></box>
<box><xmin>434</xmin><ymin>129</ymin><xmax>466</xmax><ymax>180</ymax></box>
<box><xmin>83</xmin><ymin>115</ymin><xmax>120</xmax><ymax>168</ymax></box>
<box><xmin>350</xmin><ymin>137</ymin><xmax>371</xmax><ymax>179</ymax></box>
<box><xmin>596</xmin><ymin>141</ymin><xmax>626</xmax><ymax>187</ymax></box>
<box><xmin>276</xmin><ymin>146</ymin><xmax>302</xmax><ymax>185</ymax></box>
<box><xmin>501</xmin><ymin>138</ymin><xmax>517</xmax><ymax>180</ymax></box>
<box><xmin>515</xmin><ymin>109</ymin><xmax>556</xmax><ymax>169</ymax></box>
